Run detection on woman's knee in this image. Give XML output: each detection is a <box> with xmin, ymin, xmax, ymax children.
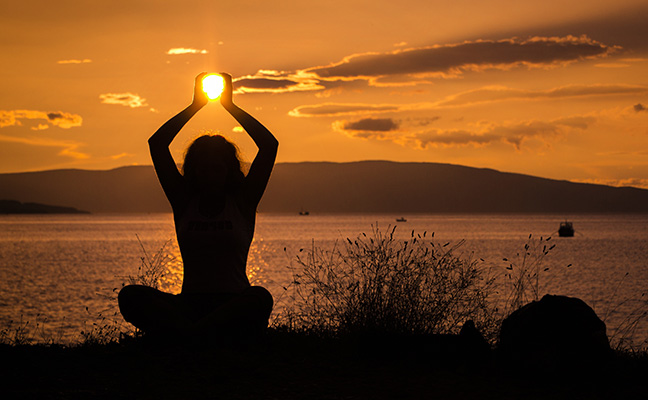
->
<box><xmin>119</xmin><ymin>285</ymin><xmax>144</xmax><ymax>307</ymax></box>
<box><xmin>118</xmin><ymin>285</ymin><xmax>143</xmax><ymax>320</ymax></box>
<box><xmin>244</xmin><ymin>286</ymin><xmax>274</xmax><ymax>316</ymax></box>
<box><xmin>118</xmin><ymin>285</ymin><xmax>163</xmax><ymax>321</ymax></box>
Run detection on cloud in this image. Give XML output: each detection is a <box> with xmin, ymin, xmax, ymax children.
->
<box><xmin>57</xmin><ymin>59</ymin><xmax>92</xmax><ymax>64</ymax></box>
<box><xmin>233</xmin><ymin>70</ymin><xmax>324</xmax><ymax>94</ymax></box>
<box><xmin>235</xmin><ymin>36</ymin><xmax>615</xmax><ymax>95</ymax></box>
<box><xmin>0</xmin><ymin>110</ymin><xmax>82</xmax><ymax>129</ymax></box>
<box><xmin>594</xmin><ymin>63</ymin><xmax>630</xmax><ymax>68</ymax></box>
<box><xmin>0</xmin><ymin>134</ymin><xmax>88</xmax><ymax>159</ymax></box>
<box><xmin>435</xmin><ymin>84</ymin><xmax>648</xmax><ymax>108</ymax></box>
<box><xmin>166</xmin><ymin>48</ymin><xmax>208</xmax><ymax>55</ymax></box>
<box><xmin>335</xmin><ymin>118</ymin><xmax>400</xmax><ymax>132</ymax></box>
<box><xmin>289</xmin><ymin>103</ymin><xmax>400</xmax><ymax>117</ymax></box>
<box><xmin>32</xmin><ymin>124</ymin><xmax>49</xmax><ymax>131</ymax></box>
<box><xmin>342</xmin><ymin>116</ymin><xmax>595</xmax><ymax>150</ymax></box>
<box><xmin>410</xmin><ymin>130</ymin><xmax>501</xmax><ymax>148</ymax></box>
<box><xmin>290</xmin><ymin>84</ymin><xmax>647</xmax><ymax>119</ymax></box>
<box><xmin>634</xmin><ymin>103</ymin><xmax>647</xmax><ymax>112</ymax></box>
<box><xmin>110</xmin><ymin>153</ymin><xmax>134</xmax><ymax>160</ymax></box>
<box><xmin>99</xmin><ymin>93</ymin><xmax>148</xmax><ymax>108</ymax></box>
<box><xmin>307</xmin><ymin>36</ymin><xmax>616</xmax><ymax>84</ymax></box>
<box><xmin>232</xmin><ymin>36</ymin><xmax>617</xmax><ymax>96</ymax></box>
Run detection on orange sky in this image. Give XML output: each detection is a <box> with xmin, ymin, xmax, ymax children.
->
<box><xmin>1</xmin><ymin>0</ymin><xmax>647</xmax><ymax>188</ymax></box>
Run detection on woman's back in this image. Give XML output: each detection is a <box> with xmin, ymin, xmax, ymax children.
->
<box><xmin>175</xmin><ymin>194</ymin><xmax>254</xmax><ymax>294</ymax></box>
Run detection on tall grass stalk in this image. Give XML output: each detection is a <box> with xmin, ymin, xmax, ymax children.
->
<box><xmin>601</xmin><ymin>275</ymin><xmax>648</xmax><ymax>351</ymax></box>
<box><xmin>500</xmin><ymin>234</ymin><xmax>557</xmax><ymax>316</ymax></box>
<box><xmin>126</xmin><ymin>235</ymin><xmax>175</xmax><ymax>289</ymax></box>
<box><xmin>0</xmin><ymin>314</ymin><xmax>65</xmax><ymax>346</ymax></box>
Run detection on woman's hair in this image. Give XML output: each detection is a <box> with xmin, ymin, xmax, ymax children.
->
<box><xmin>182</xmin><ymin>134</ymin><xmax>245</xmax><ymax>192</ymax></box>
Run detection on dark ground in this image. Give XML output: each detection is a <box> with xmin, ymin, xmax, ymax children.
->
<box><xmin>2</xmin><ymin>330</ymin><xmax>647</xmax><ymax>400</ymax></box>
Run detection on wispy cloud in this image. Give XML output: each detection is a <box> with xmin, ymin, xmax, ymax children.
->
<box><xmin>0</xmin><ymin>110</ymin><xmax>82</xmax><ymax>129</ymax></box>
<box><xmin>289</xmin><ymin>103</ymin><xmax>400</xmax><ymax>117</ymax></box>
<box><xmin>340</xmin><ymin>116</ymin><xmax>596</xmax><ymax>151</ymax></box>
<box><xmin>434</xmin><ymin>84</ymin><xmax>648</xmax><ymax>108</ymax></box>
<box><xmin>0</xmin><ymin>134</ymin><xmax>89</xmax><ymax>159</ymax></box>
<box><xmin>99</xmin><ymin>93</ymin><xmax>148</xmax><ymax>108</ymax></box>
<box><xmin>289</xmin><ymin>84</ymin><xmax>648</xmax><ymax>118</ymax></box>
<box><xmin>166</xmin><ymin>48</ymin><xmax>208</xmax><ymax>55</ymax></box>
<box><xmin>57</xmin><ymin>59</ymin><xmax>92</xmax><ymax>64</ymax></box>
<box><xmin>110</xmin><ymin>152</ymin><xmax>134</xmax><ymax>160</ymax></box>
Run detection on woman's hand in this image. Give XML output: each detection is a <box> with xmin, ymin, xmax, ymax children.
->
<box><xmin>219</xmin><ymin>72</ymin><xmax>234</xmax><ymax>109</ymax></box>
<box><xmin>192</xmin><ymin>72</ymin><xmax>209</xmax><ymax>108</ymax></box>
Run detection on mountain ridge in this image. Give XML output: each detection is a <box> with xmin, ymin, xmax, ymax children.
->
<box><xmin>1</xmin><ymin>161</ymin><xmax>647</xmax><ymax>214</ymax></box>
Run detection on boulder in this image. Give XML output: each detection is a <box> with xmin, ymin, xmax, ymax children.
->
<box><xmin>498</xmin><ymin>294</ymin><xmax>611</xmax><ymax>367</ymax></box>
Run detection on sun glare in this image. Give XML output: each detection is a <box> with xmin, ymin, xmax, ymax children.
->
<box><xmin>202</xmin><ymin>74</ymin><xmax>225</xmax><ymax>100</ymax></box>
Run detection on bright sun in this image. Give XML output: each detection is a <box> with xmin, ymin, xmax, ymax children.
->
<box><xmin>202</xmin><ymin>74</ymin><xmax>225</xmax><ymax>100</ymax></box>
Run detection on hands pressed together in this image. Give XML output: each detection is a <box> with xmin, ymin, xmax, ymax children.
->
<box><xmin>192</xmin><ymin>72</ymin><xmax>234</xmax><ymax>110</ymax></box>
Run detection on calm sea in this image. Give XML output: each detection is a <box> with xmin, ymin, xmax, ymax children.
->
<box><xmin>1</xmin><ymin>213</ymin><xmax>647</xmax><ymax>345</ymax></box>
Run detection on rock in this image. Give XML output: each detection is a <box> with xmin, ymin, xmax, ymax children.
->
<box><xmin>498</xmin><ymin>294</ymin><xmax>611</xmax><ymax>367</ymax></box>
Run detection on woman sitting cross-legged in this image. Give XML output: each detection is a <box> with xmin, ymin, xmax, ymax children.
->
<box><xmin>118</xmin><ymin>72</ymin><xmax>278</xmax><ymax>343</ymax></box>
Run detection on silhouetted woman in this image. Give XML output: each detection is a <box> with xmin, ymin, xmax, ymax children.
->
<box><xmin>118</xmin><ymin>73</ymin><xmax>278</xmax><ymax>342</ymax></box>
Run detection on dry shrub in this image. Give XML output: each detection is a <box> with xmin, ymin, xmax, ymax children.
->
<box><xmin>275</xmin><ymin>226</ymin><xmax>497</xmax><ymax>339</ymax></box>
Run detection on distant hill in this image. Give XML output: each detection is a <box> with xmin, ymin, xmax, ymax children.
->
<box><xmin>1</xmin><ymin>161</ymin><xmax>647</xmax><ymax>214</ymax></box>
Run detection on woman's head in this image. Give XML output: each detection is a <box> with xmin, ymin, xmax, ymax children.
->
<box><xmin>182</xmin><ymin>134</ymin><xmax>245</xmax><ymax>193</ymax></box>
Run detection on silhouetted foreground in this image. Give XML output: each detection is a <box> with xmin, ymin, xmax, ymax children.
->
<box><xmin>1</xmin><ymin>330</ymin><xmax>647</xmax><ymax>399</ymax></box>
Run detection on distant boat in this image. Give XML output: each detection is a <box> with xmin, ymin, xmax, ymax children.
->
<box><xmin>299</xmin><ymin>210</ymin><xmax>310</xmax><ymax>216</ymax></box>
<box><xmin>558</xmin><ymin>221</ymin><xmax>574</xmax><ymax>237</ymax></box>
<box><xmin>396</xmin><ymin>217</ymin><xmax>407</xmax><ymax>222</ymax></box>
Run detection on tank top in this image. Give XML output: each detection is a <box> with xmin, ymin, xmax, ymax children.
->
<box><xmin>175</xmin><ymin>195</ymin><xmax>254</xmax><ymax>294</ymax></box>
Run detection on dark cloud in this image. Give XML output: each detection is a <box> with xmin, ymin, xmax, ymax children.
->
<box><xmin>413</xmin><ymin>130</ymin><xmax>500</xmax><ymax>148</ymax></box>
<box><xmin>308</xmin><ymin>36</ymin><xmax>615</xmax><ymax>81</ymax></box>
<box><xmin>47</xmin><ymin>112</ymin><xmax>66</xmax><ymax>121</ymax></box>
<box><xmin>634</xmin><ymin>103</ymin><xmax>647</xmax><ymax>112</ymax></box>
<box><xmin>341</xmin><ymin>118</ymin><xmax>400</xmax><ymax>132</ymax></box>
<box><xmin>234</xmin><ymin>71</ymin><xmax>323</xmax><ymax>94</ymax></box>
<box><xmin>289</xmin><ymin>103</ymin><xmax>399</xmax><ymax>117</ymax></box>
<box><xmin>235</xmin><ymin>78</ymin><xmax>298</xmax><ymax>90</ymax></box>
<box><xmin>238</xmin><ymin>36</ymin><xmax>617</xmax><ymax>95</ymax></box>
<box><xmin>0</xmin><ymin>110</ymin><xmax>82</xmax><ymax>129</ymax></box>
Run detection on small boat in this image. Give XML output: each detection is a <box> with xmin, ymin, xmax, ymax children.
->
<box><xmin>558</xmin><ymin>221</ymin><xmax>574</xmax><ymax>237</ymax></box>
<box><xmin>396</xmin><ymin>217</ymin><xmax>407</xmax><ymax>222</ymax></box>
<box><xmin>299</xmin><ymin>210</ymin><xmax>310</xmax><ymax>216</ymax></box>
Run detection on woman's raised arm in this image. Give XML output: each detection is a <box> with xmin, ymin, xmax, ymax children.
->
<box><xmin>220</xmin><ymin>73</ymin><xmax>279</xmax><ymax>209</ymax></box>
<box><xmin>149</xmin><ymin>73</ymin><xmax>208</xmax><ymax>211</ymax></box>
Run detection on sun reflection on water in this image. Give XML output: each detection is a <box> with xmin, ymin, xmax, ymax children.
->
<box><xmin>158</xmin><ymin>240</ymin><xmax>183</xmax><ymax>294</ymax></box>
<box><xmin>247</xmin><ymin>237</ymin><xmax>270</xmax><ymax>287</ymax></box>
